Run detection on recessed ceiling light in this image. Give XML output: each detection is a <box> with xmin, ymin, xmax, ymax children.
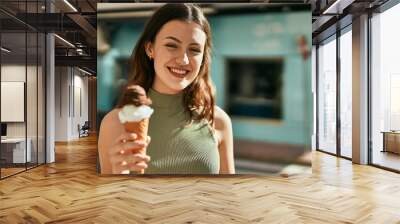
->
<box><xmin>322</xmin><ymin>0</ymin><xmax>353</xmax><ymax>15</ymax></box>
<box><xmin>63</xmin><ymin>0</ymin><xmax>78</xmax><ymax>12</ymax></box>
<box><xmin>1</xmin><ymin>47</ymin><xmax>11</xmax><ymax>53</ymax></box>
<box><xmin>54</xmin><ymin>34</ymin><xmax>75</xmax><ymax>48</ymax></box>
<box><xmin>78</xmin><ymin>67</ymin><xmax>92</xmax><ymax>76</ymax></box>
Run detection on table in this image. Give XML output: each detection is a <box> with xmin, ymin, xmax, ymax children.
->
<box><xmin>381</xmin><ymin>131</ymin><xmax>400</xmax><ymax>154</ymax></box>
<box><xmin>1</xmin><ymin>138</ymin><xmax>31</xmax><ymax>163</ymax></box>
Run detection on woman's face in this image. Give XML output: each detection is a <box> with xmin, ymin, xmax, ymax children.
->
<box><xmin>146</xmin><ymin>20</ymin><xmax>207</xmax><ymax>94</ymax></box>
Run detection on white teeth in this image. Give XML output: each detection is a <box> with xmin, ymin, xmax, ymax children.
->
<box><xmin>170</xmin><ymin>68</ymin><xmax>187</xmax><ymax>75</ymax></box>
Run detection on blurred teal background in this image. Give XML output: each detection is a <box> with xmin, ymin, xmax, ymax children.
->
<box><xmin>98</xmin><ymin>4</ymin><xmax>312</xmax><ymax>173</ymax></box>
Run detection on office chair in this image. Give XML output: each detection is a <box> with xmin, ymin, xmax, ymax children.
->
<box><xmin>78</xmin><ymin>121</ymin><xmax>90</xmax><ymax>138</ymax></box>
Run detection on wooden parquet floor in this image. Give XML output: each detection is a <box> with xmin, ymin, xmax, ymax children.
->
<box><xmin>1</xmin><ymin>135</ymin><xmax>400</xmax><ymax>223</ymax></box>
<box><xmin>1</xmin><ymin>167</ymin><xmax>26</xmax><ymax>178</ymax></box>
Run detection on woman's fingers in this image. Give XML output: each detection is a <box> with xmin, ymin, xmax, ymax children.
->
<box><xmin>111</xmin><ymin>154</ymin><xmax>150</xmax><ymax>174</ymax></box>
<box><xmin>121</xmin><ymin>141</ymin><xmax>148</xmax><ymax>153</ymax></box>
<box><xmin>110</xmin><ymin>153</ymin><xmax>150</xmax><ymax>167</ymax></box>
<box><xmin>128</xmin><ymin>161</ymin><xmax>148</xmax><ymax>172</ymax></box>
<box><xmin>114</xmin><ymin>132</ymin><xmax>137</xmax><ymax>144</ymax></box>
<box><xmin>113</xmin><ymin>161</ymin><xmax>148</xmax><ymax>174</ymax></box>
<box><xmin>113</xmin><ymin>166</ymin><xmax>129</xmax><ymax>174</ymax></box>
<box><xmin>109</xmin><ymin>140</ymin><xmax>147</xmax><ymax>155</ymax></box>
<box><xmin>108</xmin><ymin>133</ymin><xmax>151</xmax><ymax>174</ymax></box>
<box><xmin>113</xmin><ymin>163</ymin><xmax>148</xmax><ymax>174</ymax></box>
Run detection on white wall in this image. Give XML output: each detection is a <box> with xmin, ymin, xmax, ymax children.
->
<box><xmin>54</xmin><ymin>67</ymin><xmax>89</xmax><ymax>141</ymax></box>
<box><xmin>55</xmin><ymin>66</ymin><xmax>68</xmax><ymax>141</ymax></box>
<box><xmin>1</xmin><ymin>65</ymin><xmax>36</xmax><ymax>138</ymax></box>
<box><xmin>75</xmin><ymin>70</ymin><xmax>89</xmax><ymax>139</ymax></box>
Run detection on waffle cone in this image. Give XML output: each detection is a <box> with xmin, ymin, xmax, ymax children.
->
<box><xmin>123</xmin><ymin>118</ymin><xmax>149</xmax><ymax>174</ymax></box>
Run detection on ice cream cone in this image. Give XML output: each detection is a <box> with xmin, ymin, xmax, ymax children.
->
<box><xmin>124</xmin><ymin>118</ymin><xmax>149</xmax><ymax>141</ymax></box>
<box><xmin>118</xmin><ymin>85</ymin><xmax>153</xmax><ymax>174</ymax></box>
<box><xmin>124</xmin><ymin>118</ymin><xmax>149</xmax><ymax>174</ymax></box>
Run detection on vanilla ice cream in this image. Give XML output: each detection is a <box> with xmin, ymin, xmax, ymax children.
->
<box><xmin>118</xmin><ymin>104</ymin><xmax>153</xmax><ymax>123</ymax></box>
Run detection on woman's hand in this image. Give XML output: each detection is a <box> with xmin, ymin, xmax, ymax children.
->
<box><xmin>108</xmin><ymin>132</ymin><xmax>151</xmax><ymax>174</ymax></box>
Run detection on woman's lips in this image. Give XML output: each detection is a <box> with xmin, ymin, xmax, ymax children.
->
<box><xmin>168</xmin><ymin>67</ymin><xmax>189</xmax><ymax>78</ymax></box>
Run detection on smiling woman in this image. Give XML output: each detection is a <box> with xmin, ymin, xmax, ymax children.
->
<box><xmin>98</xmin><ymin>4</ymin><xmax>235</xmax><ymax>175</ymax></box>
<box><xmin>146</xmin><ymin>20</ymin><xmax>206</xmax><ymax>94</ymax></box>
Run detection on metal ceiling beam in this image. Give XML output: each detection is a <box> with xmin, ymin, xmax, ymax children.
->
<box><xmin>67</xmin><ymin>13</ymin><xmax>96</xmax><ymax>39</ymax></box>
<box><xmin>55</xmin><ymin>55</ymin><xmax>96</xmax><ymax>72</ymax></box>
<box><xmin>2</xmin><ymin>12</ymin><xmax>96</xmax><ymax>48</ymax></box>
<box><xmin>0</xmin><ymin>8</ymin><xmax>38</xmax><ymax>31</ymax></box>
<box><xmin>9</xmin><ymin>13</ymin><xmax>82</xmax><ymax>32</ymax></box>
<box><xmin>312</xmin><ymin>15</ymin><xmax>335</xmax><ymax>33</ymax></box>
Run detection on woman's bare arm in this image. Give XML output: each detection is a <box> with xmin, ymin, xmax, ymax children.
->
<box><xmin>214</xmin><ymin>106</ymin><xmax>235</xmax><ymax>174</ymax></box>
<box><xmin>98</xmin><ymin>109</ymin><xmax>123</xmax><ymax>174</ymax></box>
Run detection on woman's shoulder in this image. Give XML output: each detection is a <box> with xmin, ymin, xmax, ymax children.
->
<box><xmin>213</xmin><ymin>106</ymin><xmax>232</xmax><ymax>136</ymax></box>
<box><xmin>213</xmin><ymin>106</ymin><xmax>233</xmax><ymax>155</ymax></box>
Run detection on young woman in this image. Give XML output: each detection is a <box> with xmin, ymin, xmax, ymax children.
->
<box><xmin>98</xmin><ymin>4</ymin><xmax>235</xmax><ymax>175</ymax></box>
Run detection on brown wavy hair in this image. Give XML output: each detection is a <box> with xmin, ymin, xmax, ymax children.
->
<box><xmin>117</xmin><ymin>3</ymin><xmax>215</xmax><ymax>127</ymax></box>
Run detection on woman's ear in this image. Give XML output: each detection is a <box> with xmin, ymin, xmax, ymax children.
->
<box><xmin>145</xmin><ymin>42</ymin><xmax>154</xmax><ymax>59</ymax></box>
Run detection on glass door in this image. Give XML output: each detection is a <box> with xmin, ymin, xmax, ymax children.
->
<box><xmin>370</xmin><ymin>3</ymin><xmax>400</xmax><ymax>171</ymax></box>
<box><xmin>317</xmin><ymin>35</ymin><xmax>337</xmax><ymax>155</ymax></box>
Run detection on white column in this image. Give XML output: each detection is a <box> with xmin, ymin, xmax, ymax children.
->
<box><xmin>46</xmin><ymin>33</ymin><xmax>55</xmax><ymax>163</ymax></box>
<box><xmin>45</xmin><ymin>1</ymin><xmax>55</xmax><ymax>163</ymax></box>
<box><xmin>352</xmin><ymin>14</ymin><xmax>369</xmax><ymax>164</ymax></box>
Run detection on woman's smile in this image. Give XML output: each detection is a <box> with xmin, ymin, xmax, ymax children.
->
<box><xmin>167</xmin><ymin>66</ymin><xmax>190</xmax><ymax>78</ymax></box>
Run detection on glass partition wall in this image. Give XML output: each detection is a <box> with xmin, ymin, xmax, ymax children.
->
<box><xmin>316</xmin><ymin>26</ymin><xmax>353</xmax><ymax>159</ymax></box>
<box><xmin>339</xmin><ymin>26</ymin><xmax>352</xmax><ymax>159</ymax></box>
<box><xmin>0</xmin><ymin>1</ymin><xmax>46</xmax><ymax>179</ymax></box>
<box><xmin>1</xmin><ymin>30</ymin><xmax>27</xmax><ymax>177</ymax></box>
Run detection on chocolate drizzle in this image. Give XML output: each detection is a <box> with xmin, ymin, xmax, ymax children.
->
<box><xmin>122</xmin><ymin>85</ymin><xmax>152</xmax><ymax>106</ymax></box>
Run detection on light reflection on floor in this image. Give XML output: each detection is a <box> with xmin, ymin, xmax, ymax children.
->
<box><xmin>372</xmin><ymin>151</ymin><xmax>400</xmax><ymax>171</ymax></box>
<box><xmin>235</xmin><ymin>158</ymin><xmax>311</xmax><ymax>176</ymax></box>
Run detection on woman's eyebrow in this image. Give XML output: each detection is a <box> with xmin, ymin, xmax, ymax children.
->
<box><xmin>165</xmin><ymin>36</ymin><xmax>202</xmax><ymax>46</ymax></box>
<box><xmin>165</xmin><ymin>36</ymin><xmax>181</xmax><ymax>43</ymax></box>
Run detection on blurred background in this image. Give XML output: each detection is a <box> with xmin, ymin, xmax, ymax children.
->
<box><xmin>97</xmin><ymin>3</ymin><xmax>312</xmax><ymax>175</ymax></box>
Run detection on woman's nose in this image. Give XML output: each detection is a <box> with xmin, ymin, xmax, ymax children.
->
<box><xmin>175</xmin><ymin>52</ymin><xmax>189</xmax><ymax>65</ymax></box>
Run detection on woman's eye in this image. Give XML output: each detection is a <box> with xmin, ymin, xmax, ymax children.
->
<box><xmin>165</xmin><ymin>44</ymin><xmax>177</xmax><ymax>49</ymax></box>
<box><xmin>190</xmin><ymin>48</ymin><xmax>201</xmax><ymax>54</ymax></box>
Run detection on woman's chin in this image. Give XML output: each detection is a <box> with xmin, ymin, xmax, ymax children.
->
<box><xmin>169</xmin><ymin>85</ymin><xmax>186</xmax><ymax>93</ymax></box>
<box><xmin>168</xmin><ymin>81</ymin><xmax>190</xmax><ymax>92</ymax></box>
